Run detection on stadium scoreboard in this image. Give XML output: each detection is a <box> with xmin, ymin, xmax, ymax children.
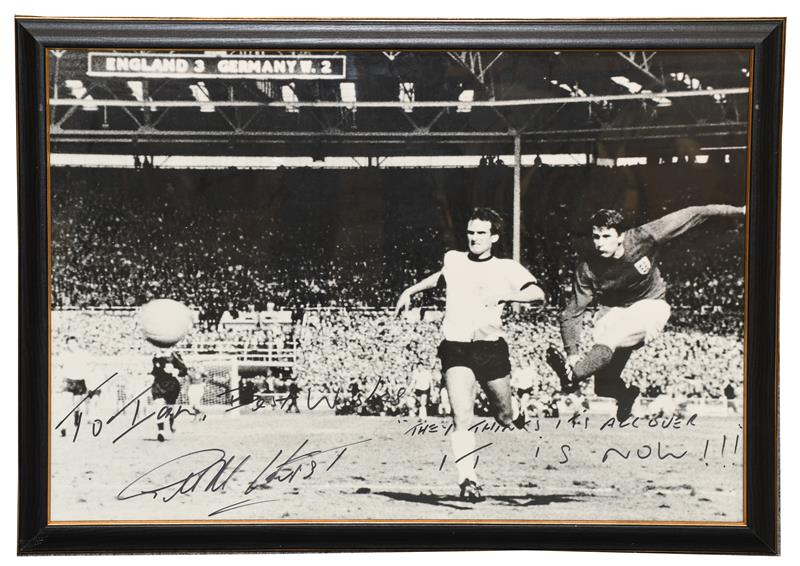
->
<box><xmin>87</xmin><ymin>52</ymin><xmax>347</xmax><ymax>80</ymax></box>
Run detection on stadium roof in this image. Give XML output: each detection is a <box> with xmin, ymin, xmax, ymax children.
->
<box><xmin>49</xmin><ymin>49</ymin><xmax>750</xmax><ymax>160</ymax></box>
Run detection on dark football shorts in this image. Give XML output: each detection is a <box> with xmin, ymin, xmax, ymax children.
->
<box><xmin>437</xmin><ymin>338</ymin><xmax>511</xmax><ymax>382</ymax></box>
<box><xmin>516</xmin><ymin>386</ymin><xmax>534</xmax><ymax>396</ymax></box>
<box><xmin>414</xmin><ymin>388</ymin><xmax>430</xmax><ymax>396</ymax></box>
<box><xmin>152</xmin><ymin>376</ymin><xmax>181</xmax><ymax>404</ymax></box>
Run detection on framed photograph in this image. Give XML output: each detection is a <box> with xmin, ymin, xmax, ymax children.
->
<box><xmin>16</xmin><ymin>18</ymin><xmax>782</xmax><ymax>554</ymax></box>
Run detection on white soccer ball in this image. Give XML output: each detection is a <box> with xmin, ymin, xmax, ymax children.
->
<box><xmin>139</xmin><ymin>299</ymin><xmax>194</xmax><ymax>348</ymax></box>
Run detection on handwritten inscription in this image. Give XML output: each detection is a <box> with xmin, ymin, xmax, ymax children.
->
<box><xmin>55</xmin><ymin>373</ymin><xmax>202</xmax><ymax>444</ymax></box>
<box><xmin>396</xmin><ymin>413</ymin><xmax>737</xmax><ymax>474</ymax></box>
<box><xmin>117</xmin><ymin>438</ymin><xmax>371</xmax><ymax>516</ymax></box>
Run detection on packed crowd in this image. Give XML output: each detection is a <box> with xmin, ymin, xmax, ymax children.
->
<box><xmin>50</xmin><ymin>167</ymin><xmax>447</xmax><ymax>313</ymax></box>
<box><xmin>51</xmin><ymin>164</ymin><xmax>745</xmax><ymax>328</ymax></box>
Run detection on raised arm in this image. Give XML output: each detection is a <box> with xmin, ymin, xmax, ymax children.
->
<box><xmin>395</xmin><ymin>270</ymin><xmax>442</xmax><ymax>315</ymax></box>
<box><xmin>640</xmin><ymin>205</ymin><xmax>745</xmax><ymax>244</ymax></box>
<box><xmin>559</xmin><ymin>263</ymin><xmax>595</xmax><ymax>358</ymax></box>
<box><xmin>501</xmin><ymin>282</ymin><xmax>546</xmax><ymax>304</ymax></box>
<box><xmin>497</xmin><ymin>261</ymin><xmax>546</xmax><ymax>305</ymax></box>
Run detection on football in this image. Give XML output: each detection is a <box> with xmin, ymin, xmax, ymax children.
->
<box><xmin>139</xmin><ymin>298</ymin><xmax>194</xmax><ymax>348</ymax></box>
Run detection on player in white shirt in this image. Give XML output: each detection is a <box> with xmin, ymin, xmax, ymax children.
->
<box><xmin>54</xmin><ymin>336</ymin><xmax>99</xmax><ymax>438</ymax></box>
<box><xmin>396</xmin><ymin>207</ymin><xmax>544</xmax><ymax>502</ymax></box>
<box><xmin>187</xmin><ymin>372</ymin><xmax>208</xmax><ymax>421</ymax></box>
<box><xmin>411</xmin><ymin>360</ymin><xmax>434</xmax><ymax>419</ymax></box>
<box><xmin>219</xmin><ymin>302</ymin><xmax>237</xmax><ymax>328</ymax></box>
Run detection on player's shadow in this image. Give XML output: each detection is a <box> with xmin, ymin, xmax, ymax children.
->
<box><xmin>489</xmin><ymin>494</ymin><xmax>582</xmax><ymax>507</ymax></box>
<box><xmin>373</xmin><ymin>491</ymin><xmax>474</xmax><ymax>510</ymax></box>
<box><xmin>374</xmin><ymin>491</ymin><xmax>582</xmax><ymax>509</ymax></box>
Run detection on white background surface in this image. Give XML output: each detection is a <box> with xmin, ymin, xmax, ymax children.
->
<box><xmin>2</xmin><ymin>1</ymin><xmax>795</xmax><ymax>563</ymax></box>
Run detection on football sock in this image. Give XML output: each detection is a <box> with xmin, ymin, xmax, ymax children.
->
<box><xmin>450</xmin><ymin>430</ymin><xmax>478</xmax><ymax>484</ymax></box>
<box><xmin>573</xmin><ymin>344</ymin><xmax>614</xmax><ymax>381</ymax></box>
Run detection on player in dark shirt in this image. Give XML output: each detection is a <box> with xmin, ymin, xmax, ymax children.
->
<box><xmin>285</xmin><ymin>379</ymin><xmax>301</xmax><ymax>413</ymax></box>
<box><xmin>546</xmin><ymin>205</ymin><xmax>745</xmax><ymax>421</ymax></box>
<box><xmin>151</xmin><ymin>351</ymin><xmax>188</xmax><ymax>441</ymax></box>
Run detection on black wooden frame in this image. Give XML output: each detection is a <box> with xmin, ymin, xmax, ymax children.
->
<box><xmin>16</xmin><ymin>18</ymin><xmax>782</xmax><ymax>555</ymax></box>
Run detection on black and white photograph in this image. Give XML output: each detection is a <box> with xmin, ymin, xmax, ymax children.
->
<box><xmin>42</xmin><ymin>45</ymin><xmax>755</xmax><ymax>525</ymax></box>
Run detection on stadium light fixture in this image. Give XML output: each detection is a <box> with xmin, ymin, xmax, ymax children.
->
<box><xmin>127</xmin><ymin>81</ymin><xmax>158</xmax><ymax>111</ymax></box>
<box><xmin>399</xmin><ymin>82</ymin><xmax>415</xmax><ymax>113</ymax></box>
<box><xmin>127</xmin><ymin>81</ymin><xmax>144</xmax><ymax>101</ymax></box>
<box><xmin>613</xmin><ymin>76</ymin><xmax>672</xmax><ymax>106</ymax></box>
<box><xmin>457</xmin><ymin>89</ymin><xmax>474</xmax><ymax>113</ymax></box>
<box><xmin>255</xmin><ymin>80</ymin><xmax>275</xmax><ymax>99</ymax></box>
<box><xmin>281</xmin><ymin>83</ymin><xmax>300</xmax><ymax>113</ymax></box>
<box><xmin>673</xmin><ymin>72</ymin><xmax>729</xmax><ymax>104</ymax></box>
<box><xmin>611</xmin><ymin>76</ymin><xmax>643</xmax><ymax>94</ymax></box>
<box><xmin>669</xmin><ymin>71</ymin><xmax>705</xmax><ymax>91</ymax></box>
<box><xmin>64</xmin><ymin>80</ymin><xmax>98</xmax><ymax>111</ymax></box>
<box><xmin>188</xmin><ymin>82</ymin><xmax>214</xmax><ymax>113</ymax></box>
<box><xmin>548</xmin><ymin>78</ymin><xmax>588</xmax><ymax>98</ymax></box>
<box><xmin>340</xmin><ymin>82</ymin><xmax>357</xmax><ymax>110</ymax></box>
<box><xmin>710</xmin><ymin>86</ymin><xmax>728</xmax><ymax>104</ymax></box>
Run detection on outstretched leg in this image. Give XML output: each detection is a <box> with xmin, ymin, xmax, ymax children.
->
<box><xmin>548</xmin><ymin>300</ymin><xmax>670</xmax><ymax>393</ymax></box>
